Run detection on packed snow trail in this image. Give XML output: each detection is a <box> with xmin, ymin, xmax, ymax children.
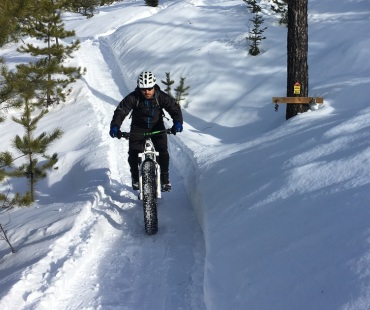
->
<box><xmin>57</xmin><ymin>33</ymin><xmax>206</xmax><ymax>309</ymax></box>
<box><xmin>0</xmin><ymin>12</ymin><xmax>205</xmax><ymax>310</ymax></box>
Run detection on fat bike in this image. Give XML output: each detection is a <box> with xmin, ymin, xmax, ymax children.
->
<box><xmin>118</xmin><ymin>129</ymin><xmax>172</xmax><ymax>235</ymax></box>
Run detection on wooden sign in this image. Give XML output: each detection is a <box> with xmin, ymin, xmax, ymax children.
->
<box><xmin>272</xmin><ymin>97</ymin><xmax>324</xmax><ymax>104</ymax></box>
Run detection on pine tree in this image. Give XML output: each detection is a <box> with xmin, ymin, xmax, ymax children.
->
<box><xmin>174</xmin><ymin>77</ymin><xmax>190</xmax><ymax>106</ymax></box>
<box><xmin>248</xmin><ymin>12</ymin><xmax>267</xmax><ymax>56</ymax></box>
<box><xmin>1</xmin><ymin>98</ymin><xmax>63</xmax><ymax>205</ymax></box>
<box><xmin>160</xmin><ymin>73</ymin><xmax>190</xmax><ymax>106</ymax></box>
<box><xmin>17</xmin><ymin>0</ymin><xmax>85</xmax><ymax>106</ymax></box>
<box><xmin>1</xmin><ymin>44</ymin><xmax>63</xmax><ymax>206</ymax></box>
<box><xmin>1</xmin><ymin>0</ymin><xmax>67</xmax><ymax>206</ymax></box>
<box><xmin>244</xmin><ymin>0</ymin><xmax>267</xmax><ymax>56</ymax></box>
<box><xmin>161</xmin><ymin>72</ymin><xmax>175</xmax><ymax>96</ymax></box>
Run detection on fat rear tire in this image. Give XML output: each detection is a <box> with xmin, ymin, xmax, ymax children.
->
<box><xmin>142</xmin><ymin>160</ymin><xmax>158</xmax><ymax>235</ymax></box>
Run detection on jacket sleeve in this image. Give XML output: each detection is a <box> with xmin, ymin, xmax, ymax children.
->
<box><xmin>159</xmin><ymin>92</ymin><xmax>183</xmax><ymax>123</ymax></box>
<box><xmin>110</xmin><ymin>92</ymin><xmax>137</xmax><ymax>128</ymax></box>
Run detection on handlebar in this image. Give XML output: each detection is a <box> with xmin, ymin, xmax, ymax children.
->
<box><xmin>117</xmin><ymin>128</ymin><xmax>172</xmax><ymax>140</ymax></box>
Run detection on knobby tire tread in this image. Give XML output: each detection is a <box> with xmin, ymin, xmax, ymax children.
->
<box><xmin>142</xmin><ymin>160</ymin><xmax>158</xmax><ymax>235</ymax></box>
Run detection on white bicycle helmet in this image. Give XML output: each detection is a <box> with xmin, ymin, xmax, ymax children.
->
<box><xmin>137</xmin><ymin>71</ymin><xmax>157</xmax><ymax>88</ymax></box>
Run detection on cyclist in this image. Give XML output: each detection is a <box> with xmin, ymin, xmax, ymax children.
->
<box><xmin>109</xmin><ymin>71</ymin><xmax>183</xmax><ymax>192</ymax></box>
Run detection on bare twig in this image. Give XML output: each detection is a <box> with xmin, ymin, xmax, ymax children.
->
<box><xmin>0</xmin><ymin>223</ymin><xmax>16</xmax><ymax>253</ymax></box>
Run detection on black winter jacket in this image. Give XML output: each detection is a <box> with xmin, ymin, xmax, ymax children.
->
<box><xmin>110</xmin><ymin>85</ymin><xmax>183</xmax><ymax>131</ymax></box>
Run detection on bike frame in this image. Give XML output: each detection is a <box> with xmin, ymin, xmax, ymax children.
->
<box><xmin>118</xmin><ymin>129</ymin><xmax>171</xmax><ymax>200</ymax></box>
<box><xmin>138</xmin><ymin>137</ymin><xmax>161</xmax><ymax>200</ymax></box>
<box><xmin>117</xmin><ymin>128</ymin><xmax>172</xmax><ymax>235</ymax></box>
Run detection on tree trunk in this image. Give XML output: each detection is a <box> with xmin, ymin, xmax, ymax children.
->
<box><xmin>286</xmin><ymin>0</ymin><xmax>308</xmax><ymax>120</ymax></box>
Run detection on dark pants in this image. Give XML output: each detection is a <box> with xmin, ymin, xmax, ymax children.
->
<box><xmin>128</xmin><ymin>125</ymin><xmax>169</xmax><ymax>179</ymax></box>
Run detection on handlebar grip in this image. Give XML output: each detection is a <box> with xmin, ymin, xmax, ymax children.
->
<box><xmin>117</xmin><ymin>131</ymin><xmax>130</xmax><ymax>140</ymax></box>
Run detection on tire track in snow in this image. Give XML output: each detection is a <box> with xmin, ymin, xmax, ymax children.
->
<box><xmin>0</xmin><ymin>197</ymin><xmax>118</xmax><ymax>310</ymax></box>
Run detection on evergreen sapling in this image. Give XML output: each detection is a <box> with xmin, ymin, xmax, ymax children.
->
<box><xmin>0</xmin><ymin>99</ymin><xmax>62</xmax><ymax>205</ymax></box>
<box><xmin>244</xmin><ymin>0</ymin><xmax>267</xmax><ymax>56</ymax></box>
<box><xmin>161</xmin><ymin>72</ymin><xmax>175</xmax><ymax>96</ymax></box>
<box><xmin>160</xmin><ymin>72</ymin><xmax>190</xmax><ymax>106</ymax></box>
<box><xmin>247</xmin><ymin>12</ymin><xmax>267</xmax><ymax>56</ymax></box>
<box><xmin>174</xmin><ymin>77</ymin><xmax>190</xmax><ymax>106</ymax></box>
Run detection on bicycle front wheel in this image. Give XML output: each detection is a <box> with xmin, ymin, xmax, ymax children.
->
<box><xmin>141</xmin><ymin>159</ymin><xmax>158</xmax><ymax>235</ymax></box>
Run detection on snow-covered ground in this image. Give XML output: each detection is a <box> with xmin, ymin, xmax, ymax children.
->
<box><xmin>1</xmin><ymin>0</ymin><xmax>370</xmax><ymax>309</ymax></box>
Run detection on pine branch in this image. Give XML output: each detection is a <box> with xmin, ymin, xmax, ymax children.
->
<box><xmin>0</xmin><ymin>152</ymin><xmax>28</xmax><ymax>169</ymax></box>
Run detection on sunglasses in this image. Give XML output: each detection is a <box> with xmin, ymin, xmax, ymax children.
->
<box><xmin>140</xmin><ymin>87</ymin><xmax>154</xmax><ymax>91</ymax></box>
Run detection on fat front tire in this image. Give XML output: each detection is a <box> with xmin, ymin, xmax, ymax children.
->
<box><xmin>142</xmin><ymin>160</ymin><xmax>158</xmax><ymax>235</ymax></box>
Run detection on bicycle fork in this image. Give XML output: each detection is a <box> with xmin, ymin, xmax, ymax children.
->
<box><xmin>138</xmin><ymin>145</ymin><xmax>162</xmax><ymax>200</ymax></box>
